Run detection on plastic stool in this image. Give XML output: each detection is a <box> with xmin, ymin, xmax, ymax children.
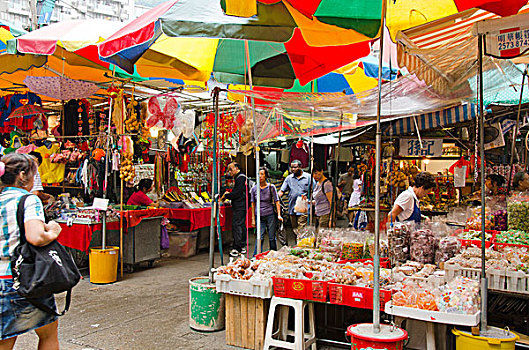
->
<box><xmin>263</xmin><ymin>296</ymin><xmax>317</xmax><ymax>350</ymax></box>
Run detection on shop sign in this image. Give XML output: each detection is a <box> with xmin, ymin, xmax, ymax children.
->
<box><xmin>399</xmin><ymin>138</ymin><xmax>442</xmax><ymax>157</ymax></box>
<box><xmin>473</xmin><ymin>12</ymin><xmax>529</xmax><ymax>58</ymax></box>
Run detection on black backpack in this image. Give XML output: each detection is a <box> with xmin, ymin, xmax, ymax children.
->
<box><xmin>11</xmin><ymin>194</ymin><xmax>81</xmax><ymax>316</ymax></box>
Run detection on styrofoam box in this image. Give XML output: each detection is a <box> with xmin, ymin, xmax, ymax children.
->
<box><xmin>215</xmin><ymin>274</ymin><xmax>273</xmax><ymax>299</ymax></box>
<box><xmin>385</xmin><ymin>302</ymin><xmax>480</xmax><ymax>326</ymax></box>
<box><xmin>444</xmin><ymin>263</ymin><xmax>506</xmax><ymax>290</ymax></box>
<box><xmin>405</xmin><ymin>274</ymin><xmax>445</xmax><ymax>289</ymax></box>
<box><xmin>506</xmin><ymin>269</ymin><xmax>529</xmax><ymax>294</ymax></box>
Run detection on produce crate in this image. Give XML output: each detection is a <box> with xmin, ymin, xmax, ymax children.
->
<box><xmin>457</xmin><ymin>229</ymin><xmax>497</xmax><ymax>248</ymax></box>
<box><xmin>215</xmin><ymin>274</ymin><xmax>273</xmax><ymax>299</ymax></box>
<box><xmin>328</xmin><ymin>283</ymin><xmax>391</xmax><ymax>310</ymax></box>
<box><xmin>492</xmin><ymin>242</ymin><xmax>529</xmax><ymax>251</ymax></box>
<box><xmin>225</xmin><ymin>294</ymin><xmax>270</xmax><ymax>350</ymax></box>
<box><xmin>506</xmin><ymin>269</ymin><xmax>529</xmax><ymax>294</ymax></box>
<box><xmin>272</xmin><ymin>277</ymin><xmax>330</xmax><ymax>302</ymax></box>
<box><xmin>337</xmin><ymin>257</ymin><xmax>391</xmax><ymax>268</ymax></box>
<box><xmin>444</xmin><ymin>263</ymin><xmax>506</xmax><ymax>290</ymax></box>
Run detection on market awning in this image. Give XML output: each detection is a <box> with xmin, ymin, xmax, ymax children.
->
<box><xmin>382</xmin><ymin>103</ymin><xmax>478</xmax><ymax>136</ymax></box>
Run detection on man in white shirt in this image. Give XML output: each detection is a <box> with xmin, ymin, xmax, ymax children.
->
<box><xmin>390</xmin><ymin>172</ymin><xmax>435</xmax><ymax>223</ymax></box>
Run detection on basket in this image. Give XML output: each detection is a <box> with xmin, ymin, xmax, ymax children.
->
<box><xmin>328</xmin><ymin>283</ymin><xmax>391</xmax><ymax>310</ymax></box>
<box><xmin>444</xmin><ymin>263</ymin><xmax>506</xmax><ymax>290</ymax></box>
<box><xmin>215</xmin><ymin>274</ymin><xmax>273</xmax><ymax>299</ymax></box>
<box><xmin>272</xmin><ymin>277</ymin><xmax>330</xmax><ymax>302</ymax></box>
<box><xmin>505</xmin><ymin>269</ymin><xmax>529</xmax><ymax>294</ymax></box>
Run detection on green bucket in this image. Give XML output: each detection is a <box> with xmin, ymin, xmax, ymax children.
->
<box><xmin>189</xmin><ymin>277</ymin><xmax>225</xmax><ymax>331</ymax></box>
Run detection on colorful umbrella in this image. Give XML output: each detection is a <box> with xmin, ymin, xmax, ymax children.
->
<box><xmin>0</xmin><ymin>21</ymin><xmax>26</xmax><ymax>53</ymax></box>
<box><xmin>8</xmin><ymin>104</ymin><xmax>49</xmax><ymax>119</ymax></box>
<box><xmin>240</xmin><ymin>0</ymin><xmax>528</xmax><ymax>42</ymax></box>
<box><xmin>98</xmin><ymin>0</ymin><xmax>372</xmax><ymax>88</ymax></box>
<box><xmin>23</xmin><ymin>76</ymin><xmax>100</xmax><ymax>101</ymax></box>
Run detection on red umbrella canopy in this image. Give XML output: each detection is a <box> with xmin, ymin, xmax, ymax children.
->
<box><xmin>8</xmin><ymin>104</ymin><xmax>48</xmax><ymax>119</ymax></box>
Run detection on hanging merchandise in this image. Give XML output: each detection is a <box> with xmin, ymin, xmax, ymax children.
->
<box><xmin>0</xmin><ymin>92</ymin><xmax>43</xmax><ymax>133</ymax></box>
<box><xmin>35</xmin><ymin>143</ymin><xmax>65</xmax><ymax>184</ymax></box>
<box><xmin>125</xmin><ymin>94</ymin><xmax>140</xmax><ymax>133</ymax></box>
<box><xmin>63</xmin><ymin>99</ymin><xmax>90</xmax><ymax>136</ymax></box>
<box><xmin>111</xmin><ymin>88</ymin><xmax>125</xmax><ymax>134</ymax></box>
<box><xmin>146</xmin><ymin>96</ymin><xmax>179</xmax><ymax>129</ymax></box>
<box><xmin>140</xmin><ymin>102</ymin><xmax>150</xmax><ymax>140</ymax></box>
<box><xmin>202</xmin><ymin>111</ymin><xmax>238</xmax><ymax>157</ymax></box>
<box><xmin>154</xmin><ymin>151</ymin><xmax>165</xmax><ymax>194</ymax></box>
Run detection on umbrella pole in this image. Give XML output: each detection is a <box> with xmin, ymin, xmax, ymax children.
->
<box><xmin>507</xmin><ymin>65</ymin><xmax>528</xmax><ymax>194</ymax></box>
<box><xmin>209</xmin><ymin>87</ymin><xmax>220</xmax><ymax>283</ymax></box>
<box><xmin>245</xmin><ymin>40</ymin><xmax>261</xmax><ymax>255</ymax></box>
<box><xmin>478</xmin><ymin>34</ymin><xmax>488</xmax><ymax>331</ymax></box>
<box><xmin>373</xmin><ymin>0</ymin><xmax>387</xmax><ymax>334</ymax></box>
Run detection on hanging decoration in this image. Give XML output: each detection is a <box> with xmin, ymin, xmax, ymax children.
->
<box><xmin>125</xmin><ymin>94</ymin><xmax>140</xmax><ymax>133</ymax></box>
<box><xmin>146</xmin><ymin>96</ymin><xmax>179</xmax><ymax>130</ymax></box>
<box><xmin>202</xmin><ymin>111</ymin><xmax>237</xmax><ymax>156</ymax></box>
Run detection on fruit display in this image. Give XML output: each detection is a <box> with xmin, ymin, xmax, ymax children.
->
<box><xmin>387</xmin><ymin>170</ymin><xmax>407</xmax><ymax>188</ymax></box>
<box><xmin>125</xmin><ymin>96</ymin><xmax>140</xmax><ymax>133</ymax></box>
<box><xmin>508</xmin><ymin>193</ymin><xmax>529</xmax><ymax>232</ymax></box>
<box><xmin>119</xmin><ymin>155</ymin><xmax>135</xmax><ymax>183</ymax></box>
<box><xmin>495</xmin><ymin>230</ymin><xmax>529</xmax><ymax>245</ymax></box>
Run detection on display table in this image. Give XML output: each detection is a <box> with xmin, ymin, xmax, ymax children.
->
<box><xmin>57</xmin><ymin>221</ymin><xmax>120</xmax><ymax>253</ymax></box>
<box><xmin>167</xmin><ymin>205</ymin><xmax>233</xmax><ymax>232</ymax></box>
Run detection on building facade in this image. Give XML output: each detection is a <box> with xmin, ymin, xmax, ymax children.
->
<box><xmin>0</xmin><ymin>0</ymin><xmax>145</xmax><ymax>29</ymax></box>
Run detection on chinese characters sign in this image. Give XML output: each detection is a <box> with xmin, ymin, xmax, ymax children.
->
<box><xmin>486</xmin><ymin>27</ymin><xmax>529</xmax><ymax>58</ymax></box>
<box><xmin>399</xmin><ymin>138</ymin><xmax>443</xmax><ymax>157</ymax></box>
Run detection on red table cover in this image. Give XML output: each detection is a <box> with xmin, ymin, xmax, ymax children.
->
<box><xmin>167</xmin><ymin>205</ymin><xmax>232</xmax><ymax>231</ymax></box>
<box><xmin>57</xmin><ymin>221</ymin><xmax>120</xmax><ymax>253</ymax></box>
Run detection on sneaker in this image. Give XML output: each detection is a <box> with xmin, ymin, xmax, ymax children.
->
<box><xmin>348</xmin><ymin>222</ymin><xmax>353</xmax><ymax>228</ymax></box>
<box><xmin>229</xmin><ymin>249</ymin><xmax>239</xmax><ymax>257</ymax></box>
<box><xmin>241</xmin><ymin>247</ymin><xmax>247</xmax><ymax>254</ymax></box>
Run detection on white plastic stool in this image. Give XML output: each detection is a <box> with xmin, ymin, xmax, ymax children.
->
<box><xmin>263</xmin><ymin>297</ymin><xmax>317</xmax><ymax>350</ymax></box>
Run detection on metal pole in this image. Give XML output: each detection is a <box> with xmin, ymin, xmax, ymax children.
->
<box><xmin>209</xmin><ymin>87</ymin><xmax>220</xmax><ymax>283</ymax></box>
<box><xmin>102</xmin><ymin>96</ymin><xmax>114</xmax><ymax>250</ymax></box>
<box><xmin>332</xmin><ymin>114</ymin><xmax>343</xmax><ymax>225</ymax></box>
<box><xmin>508</xmin><ymin>65</ymin><xmax>528</xmax><ymax>194</ymax></box>
<box><xmin>373</xmin><ymin>0</ymin><xmax>387</xmax><ymax>333</ymax></box>
<box><xmin>478</xmin><ymin>33</ymin><xmax>488</xmax><ymax>331</ymax></box>
<box><xmin>245</xmin><ymin>40</ymin><xmax>261</xmax><ymax>254</ymax></box>
<box><xmin>308</xmin><ymin>108</ymin><xmax>315</xmax><ymax>226</ymax></box>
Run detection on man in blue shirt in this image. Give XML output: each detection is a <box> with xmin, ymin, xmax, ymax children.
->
<box><xmin>278</xmin><ymin>160</ymin><xmax>314</xmax><ymax>242</ymax></box>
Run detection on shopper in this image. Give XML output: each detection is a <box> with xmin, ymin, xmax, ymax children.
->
<box><xmin>390</xmin><ymin>171</ymin><xmax>436</xmax><ymax>224</ymax></box>
<box><xmin>0</xmin><ymin>153</ymin><xmax>62</xmax><ymax>348</ymax></box>
<box><xmin>348</xmin><ymin>170</ymin><xmax>363</xmax><ymax>226</ymax></box>
<box><xmin>251</xmin><ymin>168</ymin><xmax>282</xmax><ymax>256</ymax></box>
<box><xmin>127</xmin><ymin>178</ymin><xmax>158</xmax><ymax>207</ymax></box>
<box><xmin>513</xmin><ymin>171</ymin><xmax>529</xmax><ymax>192</ymax></box>
<box><xmin>312</xmin><ymin>163</ymin><xmax>335</xmax><ymax>229</ymax></box>
<box><xmin>221</xmin><ymin>162</ymin><xmax>249</xmax><ymax>257</ymax></box>
<box><xmin>278</xmin><ymin>160</ymin><xmax>314</xmax><ymax>239</ymax></box>
<box><xmin>485</xmin><ymin>174</ymin><xmax>505</xmax><ymax>195</ymax></box>
<box><xmin>29</xmin><ymin>151</ymin><xmax>51</xmax><ymax>204</ymax></box>
<box><xmin>338</xmin><ymin>167</ymin><xmax>355</xmax><ymax>199</ymax></box>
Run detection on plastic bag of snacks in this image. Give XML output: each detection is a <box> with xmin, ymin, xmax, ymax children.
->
<box><xmin>436</xmin><ymin>276</ymin><xmax>480</xmax><ymax>314</ymax></box>
<box><xmin>341</xmin><ymin>230</ymin><xmax>365</xmax><ymax>260</ymax></box>
<box><xmin>435</xmin><ymin>236</ymin><xmax>460</xmax><ymax>265</ymax></box>
<box><xmin>387</xmin><ymin>222</ymin><xmax>410</xmax><ymax>265</ymax></box>
<box><xmin>508</xmin><ymin>193</ymin><xmax>529</xmax><ymax>232</ymax></box>
<box><xmin>410</xmin><ymin>227</ymin><xmax>438</xmax><ymax>264</ymax></box>
<box><xmin>319</xmin><ymin>229</ymin><xmax>343</xmax><ymax>254</ymax></box>
<box><xmin>296</xmin><ymin>226</ymin><xmax>316</xmax><ymax>248</ymax></box>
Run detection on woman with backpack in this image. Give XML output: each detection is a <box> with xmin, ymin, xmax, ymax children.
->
<box><xmin>311</xmin><ymin>163</ymin><xmax>335</xmax><ymax>229</ymax></box>
<box><xmin>251</xmin><ymin>167</ymin><xmax>283</xmax><ymax>256</ymax></box>
<box><xmin>0</xmin><ymin>153</ymin><xmax>61</xmax><ymax>349</ymax></box>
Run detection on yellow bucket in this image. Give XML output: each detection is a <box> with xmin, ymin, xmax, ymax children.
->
<box><xmin>453</xmin><ymin>327</ymin><xmax>519</xmax><ymax>350</ymax></box>
<box><xmin>89</xmin><ymin>246</ymin><xmax>119</xmax><ymax>284</ymax></box>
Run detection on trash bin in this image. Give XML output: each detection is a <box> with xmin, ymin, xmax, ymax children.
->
<box><xmin>189</xmin><ymin>277</ymin><xmax>225</xmax><ymax>331</ymax></box>
<box><xmin>169</xmin><ymin>231</ymin><xmax>198</xmax><ymax>258</ymax></box>
<box><xmin>89</xmin><ymin>246</ymin><xmax>119</xmax><ymax>284</ymax></box>
<box><xmin>452</xmin><ymin>327</ymin><xmax>519</xmax><ymax>350</ymax></box>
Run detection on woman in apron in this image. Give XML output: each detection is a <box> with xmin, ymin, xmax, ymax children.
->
<box><xmin>390</xmin><ymin>171</ymin><xmax>436</xmax><ymax>224</ymax></box>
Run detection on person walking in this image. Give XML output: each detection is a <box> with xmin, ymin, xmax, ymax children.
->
<box><xmin>251</xmin><ymin>168</ymin><xmax>282</xmax><ymax>256</ymax></box>
<box><xmin>278</xmin><ymin>160</ymin><xmax>314</xmax><ymax>242</ymax></box>
<box><xmin>0</xmin><ymin>153</ymin><xmax>62</xmax><ymax>349</ymax></box>
<box><xmin>221</xmin><ymin>162</ymin><xmax>250</xmax><ymax>257</ymax></box>
<box><xmin>338</xmin><ymin>167</ymin><xmax>355</xmax><ymax>199</ymax></box>
<box><xmin>311</xmin><ymin>163</ymin><xmax>335</xmax><ymax>229</ymax></box>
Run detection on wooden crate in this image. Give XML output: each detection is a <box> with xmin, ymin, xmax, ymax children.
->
<box><xmin>225</xmin><ymin>294</ymin><xmax>270</xmax><ymax>349</ymax></box>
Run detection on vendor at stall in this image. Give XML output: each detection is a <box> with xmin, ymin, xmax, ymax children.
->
<box><xmin>127</xmin><ymin>179</ymin><xmax>158</xmax><ymax>207</ymax></box>
<box><xmin>389</xmin><ymin>172</ymin><xmax>436</xmax><ymax>223</ymax></box>
<box><xmin>512</xmin><ymin>171</ymin><xmax>529</xmax><ymax>192</ymax></box>
<box><xmin>485</xmin><ymin>174</ymin><xmax>505</xmax><ymax>195</ymax></box>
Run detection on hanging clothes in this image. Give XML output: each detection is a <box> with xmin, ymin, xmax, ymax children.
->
<box><xmin>290</xmin><ymin>141</ymin><xmax>309</xmax><ymax>168</ymax></box>
<box><xmin>0</xmin><ymin>92</ymin><xmax>43</xmax><ymax>133</ymax></box>
<box><xmin>35</xmin><ymin>143</ymin><xmax>65</xmax><ymax>184</ymax></box>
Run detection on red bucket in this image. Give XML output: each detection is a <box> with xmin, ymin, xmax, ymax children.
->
<box><xmin>347</xmin><ymin>323</ymin><xmax>407</xmax><ymax>350</ymax></box>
